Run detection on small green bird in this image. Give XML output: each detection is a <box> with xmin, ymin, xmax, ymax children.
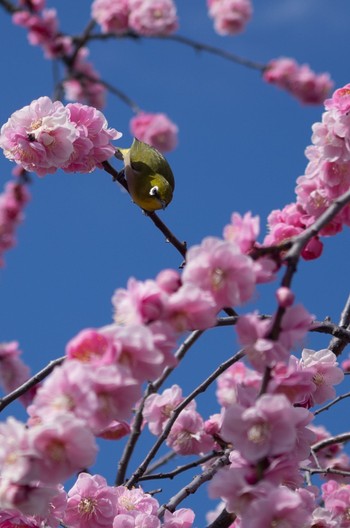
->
<box><xmin>115</xmin><ymin>138</ymin><xmax>175</xmax><ymax>212</ymax></box>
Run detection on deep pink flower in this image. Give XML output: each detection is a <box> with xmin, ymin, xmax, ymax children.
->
<box><xmin>66</xmin><ymin>328</ymin><xmax>117</xmax><ymax>365</ymax></box>
<box><xmin>130</xmin><ymin>112</ymin><xmax>178</xmax><ymax>152</ymax></box>
<box><xmin>263</xmin><ymin>57</ymin><xmax>333</xmax><ymax>105</ymax></box>
<box><xmin>128</xmin><ymin>0</ymin><xmax>178</xmax><ymax>36</ymax></box>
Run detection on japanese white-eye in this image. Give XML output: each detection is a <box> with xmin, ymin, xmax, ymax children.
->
<box><xmin>115</xmin><ymin>138</ymin><xmax>175</xmax><ymax>212</ymax></box>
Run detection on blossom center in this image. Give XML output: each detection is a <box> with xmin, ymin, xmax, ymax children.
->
<box><xmin>247</xmin><ymin>422</ymin><xmax>268</xmax><ymax>444</ymax></box>
<box><xmin>313</xmin><ymin>372</ymin><xmax>324</xmax><ymax>386</ymax></box>
<box><xmin>212</xmin><ymin>267</ymin><xmax>225</xmax><ymax>290</ymax></box>
<box><xmin>78</xmin><ymin>497</ymin><xmax>97</xmax><ymax>515</ymax></box>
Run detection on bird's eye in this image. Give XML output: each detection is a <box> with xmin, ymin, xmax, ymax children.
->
<box><xmin>149</xmin><ymin>185</ymin><xmax>160</xmax><ymax>197</ymax></box>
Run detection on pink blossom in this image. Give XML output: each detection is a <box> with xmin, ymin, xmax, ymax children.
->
<box><xmin>64</xmin><ymin>103</ymin><xmax>122</xmax><ymax>173</ymax></box>
<box><xmin>143</xmin><ymin>384</ymin><xmax>186</xmax><ymax>435</ymax></box>
<box><xmin>163</xmin><ymin>508</ymin><xmax>195</xmax><ymax>528</ymax></box>
<box><xmin>64</xmin><ymin>473</ymin><xmax>118</xmax><ymax>528</ymax></box>
<box><xmin>223</xmin><ymin>212</ymin><xmax>259</xmax><ymax>253</ymax></box>
<box><xmin>92</xmin><ymin>0</ymin><xmax>130</xmax><ymax>34</ymax></box>
<box><xmin>207</xmin><ymin>0</ymin><xmax>252</xmax><ymax>36</ymax></box>
<box><xmin>113</xmin><ymin>513</ymin><xmax>161</xmax><ymax>528</ymax></box>
<box><xmin>322</xmin><ymin>480</ymin><xmax>350</xmax><ymax>525</ymax></box>
<box><xmin>0</xmin><ymin>480</ymin><xmax>58</xmax><ymax>517</ymax></box>
<box><xmin>263</xmin><ymin>57</ymin><xmax>333</xmax><ymax>105</ymax></box>
<box><xmin>128</xmin><ymin>0</ymin><xmax>178</xmax><ymax>36</ymax></box>
<box><xmin>183</xmin><ymin>237</ymin><xmax>256</xmax><ymax>310</ymax></box>
<box><xmin>97</xmin><ymin>420</ymin><xmax>131</xmax><ymax>440</ymax></box>
<box><xmin>275</xmin><ymin>287</ymin><xmax>294</xmax><ymax>308</ymax></box>
<box><xmin>279</xmin><ymin>303</ymin><xmax>313</xmax><ymax>351</ymax></box>
<box><xmin>130</xmin><ymin>112</ymin><xmax>178</xmax><ymax>153</ymax></box>
<box><xmin>165</xmin><ymin>283</ymin><xmax>218</xmax><ymax>332</ymax></box>
<box><xmin>0</xmin><ymin>97</ymin><xmax>78</xmax><ymax>176</ymax></box>
<box><xmin>115</xmin><ymin>485</ymin><xmax>159</xmax><ymax>515</ymax></box>
<box><xmin>34</xmin><ymin>484</ymin><xmax>67</xmax><ymax>528</ymax></box>
<box><xmin>28</xmin><ymin>414</ymin><xmax>98</xmax><ymax>484</ymax></box>
<box><xmin>236</xmin><ymin>312</ymin><xmax>290</xmax><ymax>371</ymax></box>
<box><xmin>112</xmin><ymin>277</ymin><xmax>167</xmax><ymax>326</ymax></box>
<box><xmin>300</xmin><ymin>348</ymin><xmax>344</xmax><ymax>406</ymax></box>
<box><xmin>166</xmin><ymin>408</ymin><xmax>215</xmax><ymax>455</ymax></box>
<box><xmin>0</xmin><ymin>509</ymin><xmax>38</xmax><ymax>528</ymax></box>
<box><xmin>268</xmin><ymin>356</ymin><xmax>315</xmax><ymax>405</ymax></box>
<box><xmin>0</xmin><ymin>417</ymin><xmax>37</xmax><ymax>484</ymax></box>
<box><xmin>101</xmin><ymin>323</ymin><xmax>176</xmax><ymax>382</ymax></box>
<box><xmin>156</xmin><ymin>269</ymin><xmax>182</xmax><ymax>293</ymax></box>
<box><xmin>221</xmin><ymin>394</ymin><xmax>314</xmax><ymax>462</ymax></box>
<box><xmin>0</xmin><ymin>340</ymin><xmax>34</xmax><ymax>405</ymax></box>
<box><xmin>65</xmin><ymin>328</ymin><xmax>116</xmax><ymax>365</ymax></box>
<box><xmin>216</xmin><ymin>362</ymin><xmax>261</xmax><ymax>408</ymax></box>
<box><xmin>240</xmin><ymin>486</ymin><xmax>313</xmax><ymax>528</ymax></box>
<box><xmin>325</xmin><ymin>83</ymin><xmax>350</xmax><ymax>115</ymax></box>
<box><xmin>12</xmin><ymin>9</ymin><xmax>73</xmax><ymax>59</ymax></box>
<box><xmin>63</xmin><ymin>48</ymin><xmax>107</xmax><ymax>109</ymax></box>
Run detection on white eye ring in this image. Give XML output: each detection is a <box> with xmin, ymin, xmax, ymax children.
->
<box><xmin>149</xmin><ymin>185</ymin><xmax>159</xmax><ymax>197</ymax></box>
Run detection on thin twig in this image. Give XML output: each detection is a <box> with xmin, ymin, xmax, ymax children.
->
<box><xmin>312</xmin><ymin>432</ymin><xmax>350</xmax><ymax>452</ymax></box>
<box><xmin>126</xmin><ymin>349</ymin><xmax>244</xmax><ymax>488</ymax></box>
<box><xmin>157</xmin><ymin>449</ymin><xmax>231</xmax><ymax>517</ymax></box>
<box><xmin>301</xmin><ymin>466</ymin><xmax>350</xmax><ymax>478</ymax></box>
<box><xmin>139</xmin><ymin>451</ymin><xmax>223</xmax><ymax>481</ymax></box>
<box><xmin>328</xmin><ymin>294</ymin><xmax>350</xmax><ymax>356</ymax></box>
<box><xmin>207</xmin><ymin>508</ymin><xmax>237</xmax><ymax>528</ymax></box>
<box><xmin>0</xmin><ymin>356</ymin><xmax>65</xmax><ymax>412</ymax></box>
<box><xmin>314</xmin><ymin>390</ymin><xmax>350</xmax><ymax>416</ymax></box>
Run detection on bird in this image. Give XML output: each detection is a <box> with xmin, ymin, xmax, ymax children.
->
<box><xmin>115</xmin><ymin>138</ymin><xmax>175</xmax><ymax>212</ymax></box>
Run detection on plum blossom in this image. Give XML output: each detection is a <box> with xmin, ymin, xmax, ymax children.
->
<box><xmin>263</xmin><ymin>57</ymin><xmax>333</xmax><ymax>105</ymax></box>
<box><xmin>163</xmin><ymin>508</ymin><xmax>195</xmax><ymax>528</ymax></box>
<box><xmin>143</xmin><ymin>384</ymin><xmax>186</xmax><ymax>435</ymax></box>
<box><xmin>207</xmin><ymin>0</ymin><xmax>252</xmax><ymax>36</ymax></box>
<box><xmin>92</xmin><ymin>0</ymin><xmax>130</xmax><ymax>34</ymax></box>
<box><xmin>65</xmin><ymin>328</ymin><xmax>117</xmax><ymax>365</ymax></box>
<box><xmin>64</xmin><ymin>473</ymin><xmax>118</xmax><ymax>528</ymax></box>
<box><xmin>0</xmin><ymin>341</ymin><xmax>34</xmax><ymax>405</ymax></box>
<box><xmin>300</xmin><ymin>348</ymin><xmax>344</xmax><ymax>407</ymax></box>
<box><xmin>221</xmin><ymin>394</ymin><xmax>314</xmax><ymax>462</ymax></box>
<box><xmin>166</xmin><ymin>407</ymin><xmax>215</xmax><ymax>455</ymax></box>
<box><xmin>128</xmin><ymin>0</ymin><xmax>178</xmax><ymax>36</ymax></box>
<box><xmin>0</xmin><ymin>181</ymin><xmax>30</xmax><ymax>267</ymax></box>
<box><xmin>0</xmin><ymin>97</ymin><xmax>121</xmax><ymax>176</ymax></box>
<box><xmin>115</xmin><ymin>485</ymin><xmax>159</xmax><ymax>516</ymax></box>
<box><xmin>130</xmin><ymin>112</ymin><xmax>178</xmax><ymax>152</ymax></box>
<box><xmin>223</xmin><ymin>211</ymin><xmax>259</xmax><ymax>254</ymax></box>
<box><xmin>182</xmin><ymin>237</ymin><xmax>256</xmax><ymax>310</ymax></box>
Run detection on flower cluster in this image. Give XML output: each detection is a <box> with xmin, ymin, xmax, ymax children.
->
<box><xmin>207</xmin><ymin>0</ymin><xmax>253</xmax><ymax>36</ymax></box>
<box><xmin>91</xmin><ymin>0</ymin><xmax>178</xmax><ymax>36</ymax></box>
<box><xmin>130</xmin><ymin>112</ymin><xmax>178</xmax><ymax>153</ymax></box>
<box><xmin>0</xmin><ymin>97</ymin><xmax>121</xmax><ymax>176</ymax></box>
<box><xmin>0</xmin><ymin>341</ymin><xmax>35</xmax><ymax>406</ymax></box>
<box><xmin>264</xmin><ymin>82</ymin><xmax>350</xmax><ymax>259</ymax></box>
<box><xmin>209</xmin><ymin>346</ymin><xmax>345</xmax><ymax>527</ymax></box>
<box><xmin>263</xmin><ymin>57</ymin><xmax>333</xmax><ymax>105</ymax></box>
<box><xmin>0</xmin><ymin>181</ymin><xmax>30</xmax><ymax>266</ymax></box>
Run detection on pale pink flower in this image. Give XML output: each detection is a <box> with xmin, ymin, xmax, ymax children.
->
<box><xmin>0</xmin><ymin>509</ymin><xmax>38</xmax><ymax>528</ymax></box>
<box><xmin>165</xmin><ymin>283</ymin><xmax>218</xmax><ymax>332</ymax></box>
<box><xmin>216</xmin><ymin>362</ymin><xmax>261</xmax><ymax>408</ymax></box>
<box><xmin>92</xmin><ymin>0</ymin><xmax>130</xmax><ymax>34</ymax></box>
<box><xmin>268</xmin><ymin>355</ymin><xmax>315</xmax><ymax>405</ymax></box>
<box><xmin>28</xmin><ymin>414</ymin><xmax>98</xmax><ymax>484</ymax></box>
<box><xmin>115</xmin><ymin>485</ymin><xmax>159</xmax><ymax>515</ymax></box>
<box><xmin>0</xmin><ymin>340</ymin><xmax>33</xmax><ymax>404</ymax></box>
<box><xmin>207</xmin><ymin>0</ymin><xmax>252</xmax><ymax>36</ymax></box>
<box><xmin>86</xmin><ymin>363</ymin><xmax>141</xmax><ymax>432</ymax></box>
<box><xmin>130</xmin><ymin>112</ymin><xmax>178</xmax><ymax>152</ymax></box>
<box><xmin>300</xmin><ymin>348</ymin><xmax>344</xmax><ymax>406</ymax></box>
<box><xmin>112</xmin><ymin>277</ymin><xmax>167</xmax><ymax>326</ymax></box>
<box><xmin>241</xmin><ymin>486</ymin><xmax>313</xmax><ymax>528</ymax></box>
<box><xmin>143</xmin><ymin>384</ymin><xmax>185</xmax><ymax>435</ymax></box>
<box><xmin>63</xmin><ymin>48</ymin><xmax>106</xmax><ymax>109</ymax></box>
<box><xmin>221</xmin><ymin>394</ymin><xmax>314</xmax><ymax>462</ymax></box>
<box><xmin>0</xmin><ymin>417</ymin><xmax>36</xmax><ymax>484</ymax></box>
<box><xmin>64</xmin><ymin>473</ymin><xmax>118</xmax><ymax>528</ymax></box>
<box><xmin>279</xmin><ymin>303</ymin><xmax>313</xmax><ymax>350</ymax></box>
<box><xmin>64</xmin><ymin>102</ymin><xmax>122</xmax><ymax>172</ymax></box>
<box><xmin>236</xmin><ymin>312</ymin><xmax>290</xmax><ymax>371</ymax></box>
<box><xmin>263</xmin><ymin>57</ymin><xmax>333</xmax><ymax>105</ymax></box>
<box><xmin>223</xmin><ymin>212</ymin><xmax>259</xmax><ymax>254</ymax></box>
<box><xmin>183</xmin><ymin>237</ymin><xmax>256</xmax><ymax>310</ymax></box>
<box><xmin>156</xmin><ymin>268</ymin><xmax>182</xmax><ymax>293</ymax></box>
<box><xmin>0</xmin><ymin>97</ymin><xmax>78</xmax><ymax>176</ymax></box>
<box><xmin>0</xmin><ymin>479</ymin><xmax>58</xmax><ymax>517</ymax></box>
<box><xmin>34</xmin><ymin>484</ymin><xmax>67</xmax><ymax>528</ymax></box>
<box><xmin>275</xmin><ymin>287</ymin><xmax>294</xmax><ymax>308</ymax></box>
<box><xmin>113</xmin><ymin>513</ymin><xmax>161</xmax><ymax>528</ymax></box>
<box><xmin>322</xmin><ymin>480</ymin><xmax>350</xmax><ymax>525</ymax></box>
<box><xmin>325</xmin><ymin>83</ymin><xmax>350</xmax><ymax>115</ymax></box>
<box><xmin>128</xmin><ymin>0</ymin><xmax>178</xmax><ymax>36</ymax></box>
<box><xmin>166</xmin><ymin>408</ymin><xmax>215</xmax><ymax>455</ymax></box>
<box><xmin>163</xmin><ymin>508</ymin><xmax>195</xmax><ymax>528</ymax></box>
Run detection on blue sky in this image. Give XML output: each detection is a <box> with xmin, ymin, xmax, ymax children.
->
<box><xmin>1</xmin><ymin>1</ymin><xmax>350</xmax><ymax>524</ymax></box>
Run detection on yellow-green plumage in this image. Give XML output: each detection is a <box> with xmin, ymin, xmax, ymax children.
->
<box><xmin>116</xmin><ymin>138</ymin><xmax>175</xmax><ymax>212</ymax></box>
